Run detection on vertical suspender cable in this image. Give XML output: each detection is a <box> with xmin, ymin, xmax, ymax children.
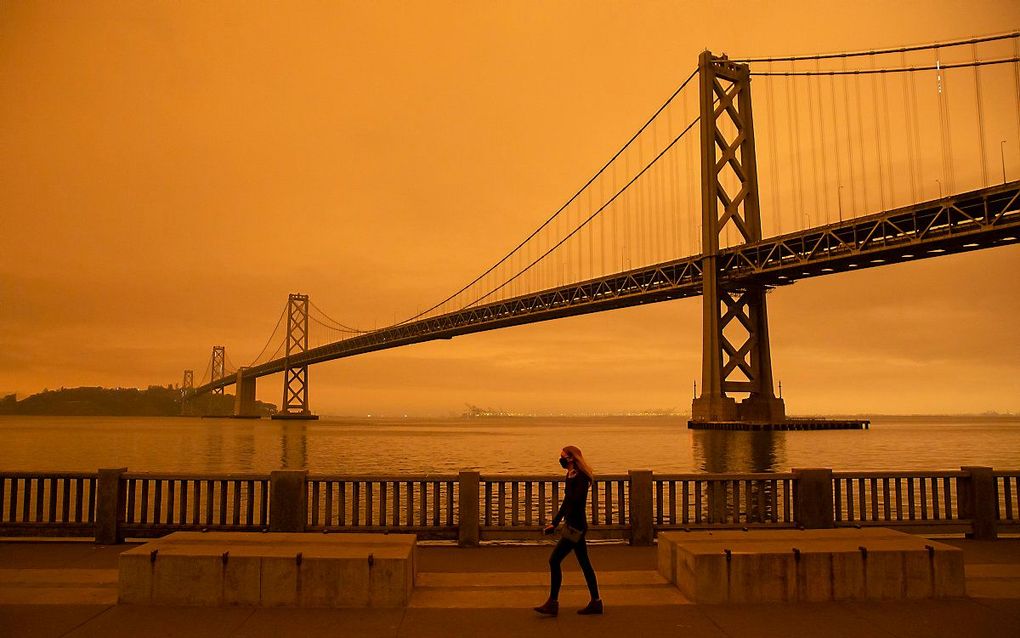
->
<box><xmin>806</xmin><ymin>62</ymin><xmax>823</xmax><ymax>225</ymax></box>
<box><xmin>766</xmin><ymin>64</ymin><xmax>781</xmax><ymax>235</ymax></box>
<box><xmin>879</xmin><ymin>59</ymin><xmax>895</xmax><ymax>207</ymax></box>
<box><xmin>788</xmin><ymin>61</ymin><xmax>807</xmax><ymax>230</ymax></box>
<box><xmin>685</xmin><ymin>86</ymin><xmax>697</xmax><ymax>255</ymax></box>
<box><xmin>973</xmin><ymin>43</ymin><xmax>989</xmax><ymax>186</ymax></box>
<box><xmin>870</xmin><ymin>53</ymin><xmax>888</xmax><ymax>211</ymax></box>
<box><xmin>668</xmin><ymin>107</ymin><xmax>679</xmax><ymax>255</ymax></box>
<box><xmin>842</xmin><ymin>58</ymin><xmax>859</xmax><ymax>216</ymax></box>
<box><xmin>828</xmin><ymin>72</ymin><xmax>845</xmax><ymax>222</ymax></box>
<box><xmin>852</xmin><ymin>58</ymin><xmax>870</xmax><ymax>213</ymax></box>
<box><xmin>900</xmin><ymin>51</ymin><xmax>919</xmax><ymax>201</ymax></box>
<box><xmin>1014</xmin><ymin>36</ymin><xmax>1020</xmax><ymax>162</ymax></box>
<box><xmin>815</xmin><ymin>60</ymin><xmax>833</xmax><ymax>223</ymax></box>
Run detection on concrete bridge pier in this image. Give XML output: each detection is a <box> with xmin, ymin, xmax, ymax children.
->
<box><xmin>233</xmin><ymin>368</ymin><xmax>260</xmax><ymax>418</ymax></box>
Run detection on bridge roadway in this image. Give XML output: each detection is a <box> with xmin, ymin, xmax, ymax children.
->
<box><xmin>195</xmin><ymin>181</ymin><xmax>1020</xmax><ymax>395</ymax></box>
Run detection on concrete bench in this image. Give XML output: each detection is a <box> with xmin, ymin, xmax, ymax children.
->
<box><xmin>119</xmin><ymin>532</ymin><xmax>416</xmax><ymax>607</ymax></box>
<box><xmin>657</xmin><ymin>528</ymin><xmax>964</xmax><ymax>603</ymax></box>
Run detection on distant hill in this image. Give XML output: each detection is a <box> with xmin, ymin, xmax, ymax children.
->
<box><xmin>0</xmin><ymin>386</ymin><xmax>276</xmax><ymax>417</ymax></box>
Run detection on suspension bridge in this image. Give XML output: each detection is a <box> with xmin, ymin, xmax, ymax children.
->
<box><xmin>179</xmin><ymin>32</ymin><xmax>1020</xmax><ymax>423</ymax></box>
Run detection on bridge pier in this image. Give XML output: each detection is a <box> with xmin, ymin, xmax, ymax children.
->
<box><xmin>691</xmin><ymin>51</ymin><xmax>785</xmax><ymax>424</ymax></box>
<box><xmin>232</xmin><ymin>368</ymin><xmax>260</xmax><ymax>418</ymax></box>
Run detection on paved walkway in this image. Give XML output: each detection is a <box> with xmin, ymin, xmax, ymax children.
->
<box><xmin>1</xmin><ymin>538</ymin><xmax>1018</xmax><ymax>637</ymax></box>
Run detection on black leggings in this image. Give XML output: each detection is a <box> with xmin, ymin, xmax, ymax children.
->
<box><xmin>548</xmin><ymin>534</ymin><xmax>600</xmax><ymax>601</ymax></box>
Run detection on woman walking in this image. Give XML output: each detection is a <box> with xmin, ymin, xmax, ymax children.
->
<box><xmin>533</xmin><ymin>445</ymin><xmax>603</xmax><ymax>616</ymax></box>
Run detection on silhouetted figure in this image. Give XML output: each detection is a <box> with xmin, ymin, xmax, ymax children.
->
<box><xmin>534</xmin><ymin>445</ymin><xmax>602</xmax><ymax>616</ymax></box>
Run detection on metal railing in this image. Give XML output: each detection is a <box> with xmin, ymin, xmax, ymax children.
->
<box><xmin>654</xmin><ymin>473</ymin><xmax>795</xmax><ymax>528</ymax></box>
<box><xmin>996</xmin><ymin>471</ymin><xmax>1020</xmax><ymax>527</ymax></box>
<box><xmin>0</xmin><ymin>466</ymin><xmax>1014</xmax><ymax>543</ymax></box>
<box><xmin>0</xmin><ymin>472</ymin><xmax>97</xmax><ymax>536</ymax></box>
<box><xmin>478</xmin><ymin>475</ymin><xmax>630</xmax><ymax>539</ymax></box>
<box><xmin>121</xmin><ymin>473</ymin><xmax>270</xmax><ymax>537</ymax></box>
<box><xmin>832</xmin><ymin>471</ymin><xmax>968</xmax><ymax>531</ymax></box>
<box><xmin>306</xmin><ymin>475</ymin><xmax>458</xmax><ymax>539</ymax></box>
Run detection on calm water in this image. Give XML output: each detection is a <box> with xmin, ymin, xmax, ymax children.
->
<box><xmin>2</xmin><ymin>415</ymin><xmax>1019</xmax><ymax>475</ymax></box>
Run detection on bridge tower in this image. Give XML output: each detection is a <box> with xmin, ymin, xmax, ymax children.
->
<box><xmin>691</xmin><ymin>51</ymin><xmax>786</xmax><ymax>423</ymax></box>
<box><xmin>179</xmin><ymin>369</ymin><xmax>195</xmax><ymax>416</ymax></box>
<box><xmin>210</xmin><ymin>346</ymin><xmax>225</xmax><ymax>395</ymax></box>
<box><xmin>180</xmin><ymin>369</ymin><xmax>194</xmax><ymax>399</ymax></box>
<box><xmin>272</xmin><ymin>293</ymin><xmax>318</xmax><ymax>420</ymax></box>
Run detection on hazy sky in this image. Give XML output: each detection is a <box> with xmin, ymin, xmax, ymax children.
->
<box><xmin>2</xmin><ymin>1</ymin><xmax>1019</xmax><ymax>416</ymax></box>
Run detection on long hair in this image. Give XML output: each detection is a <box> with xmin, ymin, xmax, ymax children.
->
<box><xmin>562</xmin><ymin>445</ymin><xmax>594</xmax><ymax>480</ymax></box>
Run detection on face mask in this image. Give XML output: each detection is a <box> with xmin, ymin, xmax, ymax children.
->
<box><xmin>559</xmin><ymin>457</ymin><xmax>570</xmax><ymax>469</ymax></box>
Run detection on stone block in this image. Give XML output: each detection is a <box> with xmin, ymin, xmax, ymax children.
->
<box><xmin>117</xmin><ymin>553</ymin><xmax>153</xmax><ymax>604</ymax></box>
<box><xmin>662</xmin><ymin>528</ymin><xmax>964</xmax><ymax>604</ymax></box>
<box><xmin>118</xmin><ymin>532</ymin><xmax>417</xmax><ymax>608</ymax></box>
<box><xmin>222</xmin><ymin>555</ymin><xmax>261</xmax><ymax>606</ymax></box>
<box><xmin>261</xmin><ymin>555</ymin><xmax>299</xmax><ymax>607</ymax></box>
<box><xmin>794</xmin><ymin>551</ymin><xmax>831</xmax><ymax>602</ymax></box>
<box><xmin>152</xmin><ymin>554</ymin><xmax>223</xmax><ymax>606</ymax></box>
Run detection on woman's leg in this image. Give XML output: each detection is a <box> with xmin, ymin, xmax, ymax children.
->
<box><xmin>548</xmin><ymin>537</ymin><xmax>573</xmax><ymax>600</ymax></box>
<box><xmin>572</xmin><ymin>536</ymin><xmax>601</xmax><ymax>600</ymax></box>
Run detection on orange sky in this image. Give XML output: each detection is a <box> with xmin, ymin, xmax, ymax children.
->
<box><xmin>2</xmin><ymin>1</ymin><xmax>1019</xmax><ymax>416</ymax></box>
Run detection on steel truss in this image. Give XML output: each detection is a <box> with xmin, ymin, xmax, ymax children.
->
<box><xmin>210</xmin><ymin>347</ymin><xmax>225</xmax><ymax>395</ymax></box>
<box><xmin>193</xmin><ymin>182</ymin><xmax>1019</xmax><ymax>397</ymax></box>
<box><xmin>280</xmin><ymin>293</ymin><xmax>312</xmax><ymax>416</ymax></box>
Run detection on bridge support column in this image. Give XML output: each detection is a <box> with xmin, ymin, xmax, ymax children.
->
<box><xmin>691</xmin><ymin>50</ymin><xmax>785</xmax><ymax>423</ymax></box>
<box><xmin>272</xmin><ymin>293</ymin><xmax>318</xmax><ymax>420</ymax></box>
<box><xmin>232</xmin><ymin>368</ymin><xmax>260</xmax><ymax>418</ymax></box>
<box><xmin>179</xmin><ymin>369</ymin><xmax>195</xmax><ymax>416</ymax></box>
<box><xmin>210</xmin><ymin>346</ymin><xmax>225</xmax><ymax>395</ymax></box>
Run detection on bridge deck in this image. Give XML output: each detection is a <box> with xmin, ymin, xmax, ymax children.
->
<box><xmin>195</xmin><ymin>181</ymin><xmax>1019</xmax><ymax>394</ymax></box>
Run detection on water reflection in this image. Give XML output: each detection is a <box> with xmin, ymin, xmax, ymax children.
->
<box><xmin>691</xmin><ymin>430</ymin><xmax>786</xmax><ymax>473</ymax></box>
<box><xmin>280</xmin><ymin>423</ymin><xmax>308</xmax><ymax>469</ymax></box>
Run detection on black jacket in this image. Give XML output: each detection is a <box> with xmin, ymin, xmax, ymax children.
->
<box><xmin>552</xmin><ymin>471</ymin><xmax>591</xmax><ymax>531</ymax></box>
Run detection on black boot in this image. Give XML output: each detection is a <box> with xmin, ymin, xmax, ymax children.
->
<box><xmin>533</xmin><ymin>598</ymin><xmax>559</xmax><ymax>616</ymax></box>
<box><xmin>577</xmin><ymin>598</ymin><xmax>603</xmax><ymax>615</ymax></box>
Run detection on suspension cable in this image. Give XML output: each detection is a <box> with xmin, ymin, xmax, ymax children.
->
<box><xmin>390</xmin><ymin>67</ymin><xmax>700</xmax><ymax>327</ymax></box>
<box><xmin>247</xmin><ymin>303</ymin><xmax>287</xmax><ymax>366</ymax></box>
<box><xmin>734</xmin><ymin>31</ymin><xmax>1019</xmax><ymax>63</ymax></box>
<box><xmin>750</xmin><ymin>57</ymin><xmax>1020</xmax><ymax>76</ymax></box>
<box><xmin>459</xmin><ymin>114</ymin><xmax>701</xmax><ymax>310</ymax></box>
<box><xmin>308</xmin><ymin>300</ymin><xmax>367</xmax><ymax>333</ymax></box>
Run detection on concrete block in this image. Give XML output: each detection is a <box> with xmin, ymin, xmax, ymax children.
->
<box><xmin>261</xmin><ymin>556</ymin><xmax>299</xmax><ymax>607</ymax></box>
<box><xmin>794</xmin><ymin>551</ymin><xmax>832</xmax><ymax>602</ymax></box>
<box><xmin>863</xmin><ymin>550</ymin><xmax>905</xmax><ymax>600</ymax></box>
<box><xmin>661</xmin><ymin>528</ymin><xmax>964</xmax><ymax>604</ymax></box>
<box><xmin>117</xmin><ymin>553</ymin><xmax>153</xmax><ymax>604</ymax></box>
<box><xmin>152</xmin><ymin>554</ymin><xmax>223</xmax><ymax>606</ymax></box>
<box><xmin>933</xmin><ymin>547</ymin><xmax>966</xmax><ymax>597</ymax></box>
<box><xmin>730</xmin><ymin>552</ymin><xmax>793</xmax><ymax>603</ymax></box>
<box><xmin>222</xmin><ymin>555</ymin><xmax>261</xmax><ymax>606</ymax></box>
<box><xmin>369</xmin><ymin>555</ymin><xmax>413</xmax><ymax>607</ymax></box>
<box><xmin>656</xmin><ymin>533</ymin><xmax>678</xmax><ymax>583</ymax></box>
<box><xmin>118</xmin><ymin>531</ymin><xmax>417</xmax><ymax>608</ymax></box>
<box><xmin>831</xmin><ymin>550</ymin><xmax>866</xmax><ymax>599</ymax></box>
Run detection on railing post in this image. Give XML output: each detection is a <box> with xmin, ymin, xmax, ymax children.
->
<box><xmin>628</xmin><ymin>470</ymin><xmax>653</xmax><ymax>546</ymax></box>
<box><xmin>959</xmin><ymin>466</ymin><xmax>998</xmax><ymax>540</ymax></box>
<box><xmin>792</xmin><ymin>468</ymin><xmax>834</xmax><ymax>529</ymax></box>
<box><xmin>458</xmin><ymin>471</ymin><xmax>480</xmax><ymax>546</ymax></box>
<box><xmin>95</xmin><ymin>467</ymin><xmax>127</xmax><ymax>544</ymax></box>
<box><xmin>270</xmin><ymin>469</ymin><xmax>308</xmax><ymax>532</ymax></box>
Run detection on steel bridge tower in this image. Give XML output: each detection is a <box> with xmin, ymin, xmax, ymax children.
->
<box><xmin>179</xmin><ymin>369</ymin><xmax>194</xmax><ymax>416</ymax></box>
<box><xmin>691</xmin><ymin>51</ymin><xmax>786</xmax><ymax>424</ymax></box>
<box><xmin>210</xmin><ymin>346</ymin><xmax>225</xmax><ymax>395</ymax></box>
<box><xmin>272</xmin><ymin>293</ymin><xmax>318</xmax><ymax>420</ymax></box>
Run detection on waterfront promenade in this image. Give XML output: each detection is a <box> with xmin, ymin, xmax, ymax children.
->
<box><xmin>1</xmin><ymin>538</ymin><xmax>1018</xmax><ymax>637</ymax></box>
